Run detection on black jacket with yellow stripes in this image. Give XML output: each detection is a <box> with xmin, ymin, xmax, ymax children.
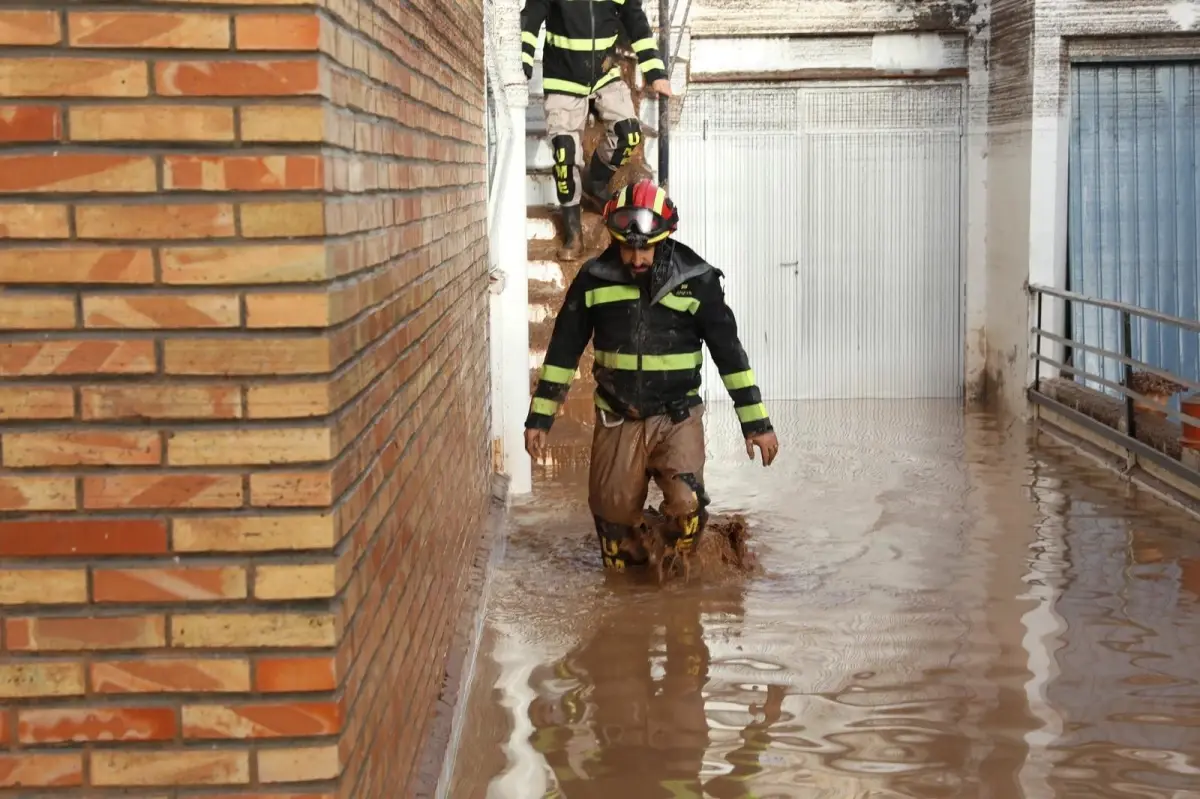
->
<box><xmin>526</xmin><ymin>240</ymin><xmax>773</xmax><ymax>438</ymax></box>
<box><xmin>520</xmin><ymin>0</ymin><xmax>668</xmax><ymax>97</ymax></box>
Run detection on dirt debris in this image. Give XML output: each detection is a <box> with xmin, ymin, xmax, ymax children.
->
<box><xmin>636</xmin><ymin>508</ymin><xmax>760</xmax><ymax>584</ymax></box>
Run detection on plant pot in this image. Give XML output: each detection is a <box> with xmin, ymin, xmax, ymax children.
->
<box><xmin>1134</xmin><ymin>392</ymin><xmax>1171</xmax><ymax>418</ymax></box>
<box><xmin>1182</xmin><ymin>394</ymin><xmax>1200</xmax><ymax>450</ymax></box>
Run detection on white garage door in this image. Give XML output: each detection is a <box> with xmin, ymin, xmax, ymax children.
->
<box><xmin>670</xmin><ymin>81</ymin><xmax>965</xmax><ymax>401</ymax></box>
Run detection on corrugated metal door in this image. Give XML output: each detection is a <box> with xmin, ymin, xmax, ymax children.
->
<box><xmin>1068</xmin><ymin>63</ymin><xmax>1200</xmax><ymax>398</ymax></box>
<box><xmin>672</xmin><ymin>82</ymin><xmax>964</xmax><ymax>402</ymax></box>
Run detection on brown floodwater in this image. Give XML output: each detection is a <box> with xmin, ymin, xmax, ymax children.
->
<box><xmin>446</xmin><ymin>400</ymin><xmax>1200</xmax><ymax>798</ymax></box>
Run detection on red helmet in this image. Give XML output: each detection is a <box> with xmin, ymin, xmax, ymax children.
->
<box><xmin>602</xmin><ymin>179</ymin><xmax>679</xmax><ymax>248</ymax></box>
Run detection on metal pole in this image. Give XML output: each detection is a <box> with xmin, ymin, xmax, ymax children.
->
<box><xmin>1033</xmin><ymin>290</ymin><xmax>1043</xmax><ymax>390</ymax></box>
<box><xmin>1121</xmin><ymin>309</ymin><xmax>1136</xmax><ymax>440</ymax></box>
<box><xmin>657</xmin><ymin>0</ymin><xmax>670</xmax><ymax>190</ymax></box>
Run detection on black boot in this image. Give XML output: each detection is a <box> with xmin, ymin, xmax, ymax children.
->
<box><xmin>557</xmin><ymin>204</ymin><xmax>583</xmax><ymax>261</ymax></box>
<box><xmin>594</xmin><ymin>516</ymin><xmax>648</xmax><ymax>571</ymax></box>
<box><xmin>582</xmin><ymin>153</ymin><xmax>617</xmax><ymax>210</ymax></box>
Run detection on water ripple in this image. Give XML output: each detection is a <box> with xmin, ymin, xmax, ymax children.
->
<box><xmin>448</xmin><ymin>401</ymin><xmax>1200</xmax><ymax>798</ymax></box>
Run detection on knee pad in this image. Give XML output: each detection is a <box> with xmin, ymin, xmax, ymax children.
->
<box><xmin>673</xmin><ymin>473</ymin><xmax>710</xmax><ymax>552</ymax></box>
<box><xmin>610</xmin><ymin>118</ymin><xmax>642</xmax><ymax>168</ymax></box>
<box><xmin>551</xmin><ymin>135</ymin><xmax>576</xmax><ymax>204</ymax></box>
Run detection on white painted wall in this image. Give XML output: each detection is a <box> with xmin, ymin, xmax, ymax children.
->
<box><xmin>487</xmin><ymin>0</ymin><xmax>533</xmax><ymax>495</ymax></box>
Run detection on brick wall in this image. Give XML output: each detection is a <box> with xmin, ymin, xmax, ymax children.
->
<box><xmin>0</xmin><ymin>2</ymin><xmax>490</xmax><ymax>796</ymax></box>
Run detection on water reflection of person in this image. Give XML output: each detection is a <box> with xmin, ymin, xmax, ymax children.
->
<box><xmin>527</xmin><ymin>586</ymin><xmax>787</xmax><ymax>798</ymax></box>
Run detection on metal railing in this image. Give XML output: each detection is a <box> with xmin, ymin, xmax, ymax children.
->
<box><xmin>1028</xmin><ymin>284</ymin><xmax>1200</xmax><ymax>480</ymax></box>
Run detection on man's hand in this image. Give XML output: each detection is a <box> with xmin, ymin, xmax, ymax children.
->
<box><xmin>650</xmin><ymin>78</ymin><xmax>672</xmax><ymax>97</ymax></box>
<box><xmin>745</xmin><ymin>431</ymin><xmax>779</xmax><ymax>466</ymax></box>
<box><xmin>524</xmin><ymin>428</ymin><xmax>547</xmax><ymax>461</ymax></box>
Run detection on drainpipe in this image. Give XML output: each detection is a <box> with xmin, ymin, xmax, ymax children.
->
<box><xmin>657</xmin><ymin>0</ymin><xmax>670</xmax><ymax>189</ymax></box>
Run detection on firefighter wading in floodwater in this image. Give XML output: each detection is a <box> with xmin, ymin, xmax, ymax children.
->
<box><xmin>520</xmin><ymin>0</ymin><xmax>673</xmax><ymax>260</ymax></box>
<box><xmin>525</xmin><ymin>180</ymin><xmax>780</xmax><ymax>570</ymax></box>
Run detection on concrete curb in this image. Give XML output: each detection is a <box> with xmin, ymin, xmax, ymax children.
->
<box><xmin>413</xmin><ymin>473</ymin><xmax>510</xmax><ymax>798</ymax></box>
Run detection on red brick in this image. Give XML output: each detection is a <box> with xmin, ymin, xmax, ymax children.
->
<box><xmin>0</xmin><ymin>247</ymin><xmax>154</xmax><ymax>284</ymax></box>
<box><xmin>94</xmin><ymin>566</ymin><xmax>247</xmax><ymax>603</ymax></box>
<box><xmin>92</xmin><ymin>657</ymin><xmax>250</xmax><ymax>694</ymax></box>
<box><xmin>0</xmin><ymin>712</ymin><xmax>8</xmax><ymax>744</ymax></box>
<box><xmin>2</xmin><ymin>430</ymin><xmax>162</xmax><ymax>467</ymax></box>
<box><xmin>0</xmin><ymin>105</ymin><xmax>60</xmax><ymax>142</ymax></box>
<box><xmin>0</xmin><ymin>11</ymin><xmax>62</xmax><ymax>46</ymax></box>
<box><xmin>0</xmin><ymin>386</ymin><xmax>74</xmax><ymax>420</ymax></box>
<box><xmin>84</xmin><ymin>293</ymin><xmax>241</xmax><ymax>328</ymax></box>
<box><xmin>183</xmin><ymin>700</ymin><xmax>342</xmax><ymax>739</ymax></box>
<box><xmin>236</xmin><ymin>13</ymin><xmax>321</xmax><ymax>50</ymax></box>
<box><xmin>0</xmin><ymin>204</ymin><xmax>69</xmax><ymax>238</ymax></box>
<box><xmin>0</xmin><ymin>519</ymin><xmax>167</xmax><ymax>558</ymax></box>
<box><xmin>156</xmin><ymin>60</ymin><xmax>321</xmax><ymax>96</ymax></box>
<box><xmin>18</xmin><ymin>706</ymin><xmax>176</xmax><ymax>743</ymax></box>
<box><xmin>0</xmin><ymin>475</ymin><xmax>75</xmax><ymax>512</ymax></box>
<box><xmin>0</xmin><ymin>339</ymin><xmax>156</xmax><ymax>376</ymax></box>
<box><xmin>5</xmin><ymin>615</ymin><xmax>166</xmax><ymax>652</ymax></box>
<box><xmin>82</xmin><ymin>384</ymin><xmax>242</xmax><ymax>421</ymax></box>
<box><xmin>76</xmin><ymin>203</ymin><xmax>235</xmax><ymax>239</ymax></box>
<box><xmin>0</xmin><ymin>154</ymin><xmax>156</xmax><ymax>193</ymax></box>
<box><xmin>0</xmin><ymin>58</ymin><xmax>148</xmax><ymax>98</ymax></box>
<box><xmin>69</xmin><ymin>11</ymin><xmax>230</xmax><ymax>49</ymax></box>
<box><xmin>0</xmin><ymin>753</ymin><xmax>83</xmax><ymax>788</ymax></box>
<box><xmin>165</xmin><ymin>154</ymin><xmax>323</xmax><ymax>191</ymax></box>
<box><xmin>255</xmin><ymin>656</ymin><xmax>337</xmax><ymax>693</ymax></box>
<box><xmin>92</xmin><ymin>750</ymin><xmax>250</xmax><ymax>787</ymax></box>
<box><xmin>84</xmin><ymin>474</ymin><xmax>244</xmax><ymax>510</ymax></box>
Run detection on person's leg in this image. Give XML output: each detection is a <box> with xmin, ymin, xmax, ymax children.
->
<box><xmin>544</xmin><ymin>92</ymin><xmax>589</xmax><ymax>259</ymax></box>
<box><xmin>588</xmin><ymin>411</ymin><xmax>651</xmax><ymax>570</ymax></box>
<box><xmin>647</xmin><ymin>405</ymin><xmax>709</xmax><ymax>555</ymax></box>
<box><xmin>584</xmin><ymin>80</ymin><xmax>641</xmax><ymax>206</ymax></box>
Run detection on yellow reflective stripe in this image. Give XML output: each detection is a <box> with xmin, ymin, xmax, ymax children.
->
<box><xmin>541</xmin><ymin>364</ymin><xmax>574</xmax><ymax>383</ymax></box>
<box><xmin>722</xmin><ymin>369</ymin><xmax>756</xmax><ymax>390</ymax></box>
<box><xmin>659</xmin><ymin>293</ymin><xmax>699</xmax><ymax>314</ymax></box>
<box><xmin>594</xmin><ymin>350</ymin><xmax>702</xmax><ymax>370</ymax></box>
<box><xmin>542</xmin><ymin>77</ymin><xmax>591</xmax><ymax>94</ymax></box>
<box><xmin>546</xmin><ymin>32</ymin><xmax>618</xmax><ymax>51</ymax></box>
<box><xmin>521</xmin><ymin>31</ymin><xmax>539</xmax><ymax>47</ymax></box>
<box><xmin>609</xmin><ymin>227</ymin><xmax>670</xmax><ymax>246</ymax></box>
<box><xmin>522</xmin><ymin>52</ymin><xmax>534</xmax><ymax>65</ymax></box>
<box><xmin>652</xmin><ymin>187</ymin><xmax>666</xmax><ymax>215</ymax></box>
<box><xmin>585</xmin><ymin>285</ymin><xmax>639</xmax><ymax>307</ymax></box>
<box><xmin>631</xmin><ymin>37</ymin><xmax>657</xmax><ymax>52</ymax></box>
<box><xmin>531</xmin><ymin>397</ymin><xmax>559</xmax><ymax>416</ymax></box>
<box><xmin>736</xmin><ymin>403</ymin><xmax>769</xmax><ymax>423</ymax></box>
<box><xmin>659</xmin><ymin>781</ymin><xmax>704</xmax><ymax>798</ymax></box>
<box><xmin>640</xmin><ymin>58</ymin><xmax>666</xmax><ymax>74</ymax></box>
<box><xmin>593</xmin><ymin>67</ymin><xmax>621</xmax><ymax>91</ymax></box>
<box><xmin>616</xmin><ymin>185</ymin><xmax>629</xmax><ymax>208</ymax></box>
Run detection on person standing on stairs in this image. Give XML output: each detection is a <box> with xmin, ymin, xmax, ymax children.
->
<box><xmin>520</xmin><ymin>0</ymin><xmax>674</xmax><ymax>261</ymax></box>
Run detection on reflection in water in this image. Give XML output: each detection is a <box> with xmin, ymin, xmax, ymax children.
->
<box><xmin>528</xmin><ymin>585</ymin><xmax>789</xmax><ymax>798</ymax></box>
<box><xmin>451</xmin><ymin>401</ymin><xmax>1200</xmax><ymax>798</ymax></box>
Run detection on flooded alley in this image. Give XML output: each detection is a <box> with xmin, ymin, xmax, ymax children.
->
<box><xmin>447</xmin><ymin>401</ymin><xmax>1200</xmax><ymax>798</ymax></box>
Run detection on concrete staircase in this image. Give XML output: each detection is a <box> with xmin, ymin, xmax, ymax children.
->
<box><xmin>522</xmin><ymin>34</ymin><xmax>692</xmax><ymax>458</ymax></box>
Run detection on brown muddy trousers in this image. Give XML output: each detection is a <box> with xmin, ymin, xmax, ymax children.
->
<box><xmin>589</xmin><ymin>405</ymin><xmax>709</xmax><ymax>569</ymax></box>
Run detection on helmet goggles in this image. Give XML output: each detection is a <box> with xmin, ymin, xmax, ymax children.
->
<box><xmin>603</xmin><ymin>179</ymin><xmax>678</xmax><ymax>248</ymax></box>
